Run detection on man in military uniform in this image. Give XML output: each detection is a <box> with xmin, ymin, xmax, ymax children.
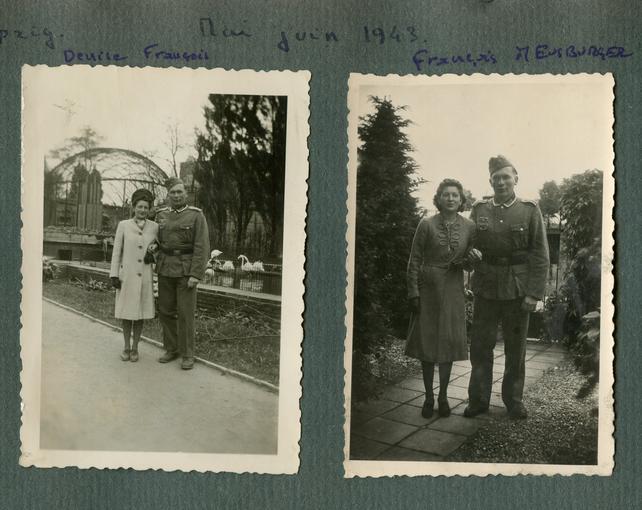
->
<box><xmin>153</xmin><ymin>177</ymin><xmax>210</xmax><ymax>370</ymax></box>
<box><xmin>464</xmin><ymin>155</ymin><xmax>549</xmax><ymax>419</ymax></box>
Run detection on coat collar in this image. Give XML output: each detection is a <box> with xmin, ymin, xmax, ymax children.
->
<box><xmin>492</xmin><ymin>194</ymin><xmax>517</xmax><ymax>208</ymax></box>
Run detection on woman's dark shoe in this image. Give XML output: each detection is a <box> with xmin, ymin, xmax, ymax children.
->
<box><xmin>129</xmin><ymin>350</ymin><xmax>139</xmax><ymax>362</ymax></box>
<box><xmin>438</xmin><ymin>398</ymin><xmax>451</xmax><ymax>417</ymax></box>
<box><xmin>120</xmin><ymin>349</ymin><xmax>130</xmax><ymax>361</ymax></box>
<box><xmin>421</xmin><ymin>399</ymin><xmax>434</xmax><ymax>419</ymax></box>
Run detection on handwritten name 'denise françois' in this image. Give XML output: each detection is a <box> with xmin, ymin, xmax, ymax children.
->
<box><xmin>63</xmin><ymin>43</ymin><xmax>210</xmax><ymax>64</ymax></box>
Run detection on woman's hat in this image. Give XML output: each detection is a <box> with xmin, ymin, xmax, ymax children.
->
<box><xmin>131</xmin><ymin>188</ymin><xmax>154</xmax><ymax>205</ymax></box>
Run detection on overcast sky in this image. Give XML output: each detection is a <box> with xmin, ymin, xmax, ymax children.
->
<box><xmin>357</xmin><ymin>77</ymin><xmax>613</xmax><ymax>210</ymax></box>
<box><xmin>27</xmin><ymin>66</ymin><xmax>216</xmax><ymax>174</ymax></box>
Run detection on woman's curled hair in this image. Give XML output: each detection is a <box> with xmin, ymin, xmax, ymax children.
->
<box><xmin>433</xmin><ymin>178</ymin><xmax>466</xmax><ymax>212</ymax></box>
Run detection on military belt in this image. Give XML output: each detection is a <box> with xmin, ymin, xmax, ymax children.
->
<box><xmin>483</xmin><ymin>254</ymin><xmax>527</xmax><ymax>266</ymax></box>
<box><xmin>160</xmin><ymin>247</ymin><xmax>193</xmax><ymax>256</ymax></box>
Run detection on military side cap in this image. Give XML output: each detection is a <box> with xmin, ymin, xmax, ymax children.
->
<box><xmin>489</xmin><ymin>155</ymin><xmax>517</xmax><ymax>175</ymax></box>
<box><xmin>131</xmin><ymin>188</ymin><xmax>154</xmax><ymax>205</ymax></box>
<box><xmin>165</xmin><ymin>176</ymin><xmax>185</xmax><ymax>190</ymax></box>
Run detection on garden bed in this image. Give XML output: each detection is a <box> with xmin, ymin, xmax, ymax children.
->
<box><xmin>43</xmin><ymin>278</ymin><xmax>280</xmax><ymax>385</ymax></box>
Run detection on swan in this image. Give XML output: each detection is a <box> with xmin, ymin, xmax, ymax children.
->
<box><xmin>237</xmin><ymin>254</ymin><xmax>254</xmax><ymax>272</ymax></box>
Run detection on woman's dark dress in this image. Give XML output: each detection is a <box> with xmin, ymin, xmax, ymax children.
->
<box><xmin>406</xmin><ymin>213</ymin><xmax>476</xmax><ymax>362</ymax></box>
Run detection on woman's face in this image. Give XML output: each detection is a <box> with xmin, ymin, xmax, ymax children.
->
<box><xmin>438</xmin><ymin>185</ymin><xmax>462</xmax><ymax>213</ymax></box>
<box><xmin>133</xmin><ymin>200</ymin><xmax>150</xmax><ymax>219</ymax></box>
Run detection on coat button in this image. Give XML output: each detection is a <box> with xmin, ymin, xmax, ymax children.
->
<box><xmin>137</xmin><ymin>273</ymin><xmax>142</xmax><ymax>276</ymax></box>
<box><xmin>138</xmin><ymin>259</ymin><xmax>142</xmax><ymax>263</ymax></box>
<box><xmin>138</xmin><ymin>246</ymin><xmax>143</xmax><ymax>249</ymax></box>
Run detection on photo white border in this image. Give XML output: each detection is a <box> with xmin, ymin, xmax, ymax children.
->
<box><xmin>343</xmin><ymin>72</ymin><xmax>615</xmax><ymax>478</ymax></box>
<box><xmin>19</xmin><ymin>64</ymin><xmax>309</xmax><ymax>474</ymax></box>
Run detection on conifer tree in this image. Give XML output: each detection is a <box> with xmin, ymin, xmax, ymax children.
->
<box><xmin>354</xmin><ymin>97</ymin><xmax>422</xmax><ymax>352</ymax></box>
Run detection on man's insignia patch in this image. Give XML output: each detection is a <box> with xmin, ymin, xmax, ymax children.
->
<box><xmin>478</xmin><ymin>216</ymin><xmax>489</xmax><ymax>230</ymax></box>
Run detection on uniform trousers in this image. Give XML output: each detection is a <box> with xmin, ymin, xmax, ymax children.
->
<box><xmin>158</xmin><ymin>275</ymin><xmax>197</xmax><ymax>358</ymax></box>
<box><xmin>468</xmin><ymin>296</ymin><xmax>530</xmax><ymax>410</ymax></box>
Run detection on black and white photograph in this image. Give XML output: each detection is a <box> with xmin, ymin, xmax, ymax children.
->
<box><xmin>20</xmin><ymin>65</ymin><xmax>309</xmax><ymax>473</ymax></box>
<box><xmin>344</xmin><ymin>73</ymin><xmax>614</xmax><ymax>477</ymax></box>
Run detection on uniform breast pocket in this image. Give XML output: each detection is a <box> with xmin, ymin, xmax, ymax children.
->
<box><xmin>510</xmin><ymin>223</ymin><xmax>529</xmax><ymax>249</ymax></box>
<box><xmin>179</xmin><ymin>225</ymin><xmax>193</xmax><ymax>242</ymax></box>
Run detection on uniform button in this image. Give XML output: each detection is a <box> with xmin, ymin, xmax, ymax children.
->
<box><xmin>499</xmin><ymin>219</ymin><xmax>503</xmax><ymax>223</ymax></box>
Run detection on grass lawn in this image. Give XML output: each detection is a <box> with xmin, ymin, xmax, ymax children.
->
<box><xmin>447</xmin><ymin>359</ymin><xmax>598</xmax><ymax>465</ymax></box>
<box><xmin>43</xmin><ymin>279</ymin><xmax>280</xmax><ymax>386</ymax></box>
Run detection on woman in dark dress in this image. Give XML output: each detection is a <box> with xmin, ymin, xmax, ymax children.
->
<box><xmin>406</xmin><ymin>179</ymin><xmax>476</xmax><ymax>418</ymax></box>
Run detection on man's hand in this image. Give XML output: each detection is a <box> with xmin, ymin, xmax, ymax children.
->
<box><xmin>467</xmin><ymin>248</ymin><xmax>482</xmax><ymax>264</ymax></box>
<box><xmin>187</xmin><ymin>276</ymin><xmax>200</xmax><ymax>289</ymax></box>
<box><xmin>409</xmin><ymin>296</ymin><xmax>420</xmax><ymax>314</ymax></box>
<box><xmin>110</xmin><ymin>277</ymin><xmax>121</xmax><ymax>290</ymax></box>
<box><xmin>147</xmin><ymin>242</ymin><xmax>159</xmax><ymax>254</ymax></box>
<box><xmin>143</xmin><ymin>251</ymin><xmax>155</xmax><ymax>264</ymax></box>
<box><xmin>521</xmin><ymin>295</ymin><xmax>538</xmax><ymax>312</ymax></box>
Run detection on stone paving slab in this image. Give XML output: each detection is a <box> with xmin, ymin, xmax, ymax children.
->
<box><xmin>399</xmin><ymin>429</ymin><xmax>467</xmax><ymax>456</ymax></box>
<box><xmin>351</xmin><ymin>411</ymin><xmax>375</xmax><ymax>426</ymax></box>
<box><xmin>397</xmin><ymin>377</ymin><xmax>427</xmax><ymax>392</ymax></box>
<box><xmin>353</xmin><ymin>398</ymin><xmax>400</xmax><ymax>417</ymax></box>
<box><xmin>381</xmin><ymin>404</ymin><xmax>439</xmax><ymax>427</ymax></box>
<box><xmin>437</xmin><ymin>384</ymin><xmax>469</xmax><ymax>401</ymax></box>
<box><xmin>349</xmin><ymin>435</ymin><xmax>390</xmax><ymax>460</ymax></box>
<box><xmin>489</xmin><ymin>392</ymin><xmax>505</xmax><ymax>407</ymax></box>
<box><xmin>449</xmin><ymin>375</ymin><xmax>471</xmax><ymax>389</ymax></box>
<box><xmin>428</xmin><ymin>415</ymin><xmax>485</xmax><ymax>436</ymax></box>
<box><xmin>525</xmin><ymin>367</ymin><xmax>546</xmax><ymax>378</ymax></box>
<box><xmin>528</xmin><ymin>359</ymin><xmax>559</xmax><ymax>370</ymax></box>
<box><xmin>352</xmin><ymin>417</ymin><xmax>418</xmax><ymax>445</ymax></box>
<box><xmin>450</xmin><ymin>364</ymin><xmax>473</xmax><ymax>376</ymax></box>
<box><xmin>533</xmin><ymin>349</ymin><xmax>566</xmax><ymax>358</ymax></box>
<box><xmin>380</xmin><ymin>386</ymin><xmax>424</xmax><ymax>403</ymax></box>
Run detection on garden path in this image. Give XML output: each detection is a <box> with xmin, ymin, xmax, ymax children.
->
<box><xmin>39</xmin><ymin>300</ymin><xmax>278</xmax><ymax>454</ymax></box>
<box><xmin>349</xmin><ymin>341</ymin><xmax>566</xmax><ymax>461</ymax></box>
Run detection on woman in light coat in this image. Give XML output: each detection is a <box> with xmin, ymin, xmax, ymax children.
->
<box><xmin>109</xmin><ymin>188</ymin><xmax>159</xmax><ymax>362</ymax></box>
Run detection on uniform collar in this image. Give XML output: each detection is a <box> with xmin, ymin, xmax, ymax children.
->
<box><xmin>492</xmin><ymin>194</ymin><xmax>517</xmax><ymax>208</ymax></box>
<box><xmin>171</xmin><ymin>204</ymin><xmax>188</xmax><ymax>213</ymax></box>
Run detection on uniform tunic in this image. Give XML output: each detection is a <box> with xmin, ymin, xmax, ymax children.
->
<box><xmin>109</xmin><ymin>219</ymin><xmax>159</xmax><ymax>320</ymax></box>
<box><xmin>467</xmin><ymin>196</ymin><xmax>550</xmax><ymax>409</ymax></box>
<box><xmin>406</xmin><ymin>213</ymin><xmax>476</xmax><ymax>363</ymax></box>
<box><xmin>155</xmin><ymin>205</ymin><xmax>210</xmax><ymax>357</ymax></box>
<box><xmin>471</xmin><ymin>196</ymin><xmax>549</xmax><ymax>301</ymax></box>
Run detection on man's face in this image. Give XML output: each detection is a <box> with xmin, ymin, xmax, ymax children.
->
<box><xmin>168</xmin><ymin>183</ymin><xmax>187</xmax><ymax>208</ymax></box>
<box><xmin>489</xmin><ymin>167</ymin><xmax>518</xmax><ymax>200</ymax></box>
